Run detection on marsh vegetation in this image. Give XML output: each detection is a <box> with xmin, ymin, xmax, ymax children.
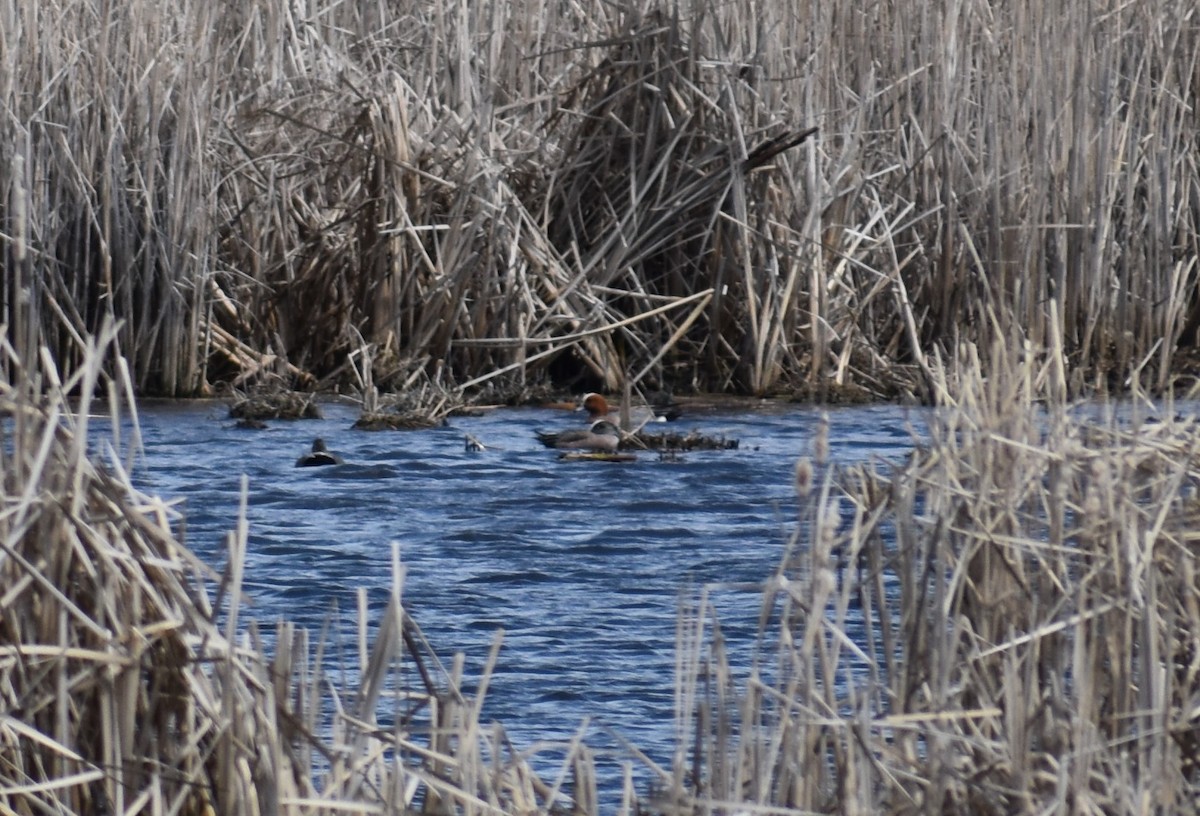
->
<box><xmin>4</xmin><ymin>0</ymin><xmax>1200</xmax><ymax>813</ymax></box>
<box><xmin>3</xmin><ymin>0</ymin><xmax>1198</xmax><ymax>400</ymax></box>
<box><xmin>6</xmin><ymin>295</ymin><xmax>1200</xmax><ymax>814</ymax></box>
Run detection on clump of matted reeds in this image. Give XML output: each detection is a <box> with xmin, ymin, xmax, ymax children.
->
<box><xmin>0</xmin><ymin>336</ymin><xmax>613</xmax><ymax>814</ymax></box>
<box><xmin>228</xmin><ymin>387</ymin><xmax>324</xmax><ymax>420</ymax></box>
<box><xmin>345</xmin><ymin>339</ymin><xmax>465</xmax><ymax>429</ymax></box>
<box><xmin>536</xmin><ymin>8</ymin><xmax>818</xmax><ymax>395</ymax></box>
<box><xmin>622</xmin><ymin>429</ymin><xmax>740</xmax><ymax>452</ymax></box>
<box><xmin>656</xmin><ymin>339</ymin><xmax>1200</xmax><ymax>813</ymax></box>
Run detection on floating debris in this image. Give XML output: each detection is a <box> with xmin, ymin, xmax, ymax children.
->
<box><xmin>557</xmin><ymin>451</ymin><xmax>638</xmax><ymax>463</ymax></box>
<box><xmin>354</xmin><ymin>386</ymin><xmax>463</xmax><ymax>430</ymax></box>
<box><xmin>464</xmin><ymin>433</ymin><xmax>486</xmax><ymax>452</ymax></box>
<box><xmin>625</xmin><ymin>429</ymin><xmax>739</xmax><ymax>451</ymax></box>
<box><xmin>353</xmin><ymin>411</ymin><xmax>445</xmax><ymax>431</ymax></box>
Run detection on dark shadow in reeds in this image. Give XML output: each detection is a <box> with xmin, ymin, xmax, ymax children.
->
<box><xmin>6</xmin><ymin>1</ymin><xmax>1200</xmax><ymax>399</ymax></box>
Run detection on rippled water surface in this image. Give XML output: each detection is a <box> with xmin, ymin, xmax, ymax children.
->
<box><xmin>130</xmin><ymin>398</ymin><xmax>922</xmax><ymax>797</ymax></box>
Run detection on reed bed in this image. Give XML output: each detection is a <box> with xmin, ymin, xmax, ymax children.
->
<box><xmin>6</xmin><ymin>304</ymin><xmax>1200</xmax><ymax>813</ymax></box>
<box><xmin>3</xmin><ymin>0</ymin><xmax>1198</xmax><ymax>398</ymax></box>
<box><xmin>661</xmin><ymin>341</ymin><xmax>1200</xmax><ymax>814</ymax></box>
<box><xmin>0</xmin><ymin>335</ymin><xmax>611</xmax><ymax>814</ymax></box>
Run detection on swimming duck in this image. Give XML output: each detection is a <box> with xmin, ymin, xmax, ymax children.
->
<box><xmin>580</xmin><ymin>392</ymin><xmax>681</xmax><ymax>427</ymax></box>
<box><xmin>295</xmin><ymin>438</ymin><xmax>344</xmax><ymax>467</ymax></box>
<box><xmin>536</xmin><ymin>420</ymin><xmax>622</xmax><ymax>453</ymax></box>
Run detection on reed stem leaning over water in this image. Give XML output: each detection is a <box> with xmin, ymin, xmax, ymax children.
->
<box><xmin>0</xmin><ymin>335</ymin><xmax>625</xmax><ymax>814</ymax></box>
<box><xmin>663</xmin><ymin>340</ymin><xmax>1200</xmax><ymax>813</ymax></box>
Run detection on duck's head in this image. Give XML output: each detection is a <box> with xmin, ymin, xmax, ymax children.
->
<box><xmin>580</xmin><ymin>393</ymin><xmax>610</xmax><ymax>419</ymax></box>
<box><xmin>312</xmin><ymin>438</ymin><xmax>329</xmax><ymax>452</ymax></box>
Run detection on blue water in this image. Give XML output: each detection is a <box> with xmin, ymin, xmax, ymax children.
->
<box><xmin>127</xmin><ymin>398</ymin><xmax>921</xmax><ymax>801</ymax></box>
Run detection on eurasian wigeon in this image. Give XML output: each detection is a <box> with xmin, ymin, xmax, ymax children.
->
<box><xmin>295</xmin><ymin>438</ymin><xmax>344</xmax><ymax>467</ymax></box>
<box><xmin>536</xmin><ymin>420</ymin><xmax>622</xmax><ymax>453</ymax></box>
<box><xmin>580</xmin><ymin>392</ymin><xmax>681</xmax><ymax>427</ymax></box>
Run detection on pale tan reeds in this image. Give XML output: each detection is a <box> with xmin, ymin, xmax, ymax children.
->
<box><xmin>3</xmin><ymin>0</ymin><xmax>1197</xmax><ymax>398</ymax></box>
<box><xmin>662</xmin><ymin>338</ymin><xmax>1200</xmax><ymax>813</ymax></box>
<box><xmin>0</xmin><ymin>333</ymin><xmax>623</xmax><ymax>814</ymax></box>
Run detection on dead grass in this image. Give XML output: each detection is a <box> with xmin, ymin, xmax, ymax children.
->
<box><xmin>0</xmin><ymin>330</ymin><xmax>619</xmax><ymax>814</ymax></box>
<box><xmin>660</xmin><ymin>338</ymin><xmax>1200</xmax><ymax>813</ymax></box>
<box><xmin>2</xmin><ymin>0</ymin><xmax>1198</xmax><ymax>398</ymax></box>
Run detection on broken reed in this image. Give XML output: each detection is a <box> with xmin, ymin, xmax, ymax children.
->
<box><xmin>0</xmin><ymin>334</ymin><xmax>613</xmax><ymax>815</ymax></box>
<box><xmin>664</xmin><ymin>344</ymin><xmax>1200</xmax><ymax>814</ymax></box>
<box><xmin>3</xmin><ymin>0</ymin><xmax>1198</xmax><ymax>398</ymax></box>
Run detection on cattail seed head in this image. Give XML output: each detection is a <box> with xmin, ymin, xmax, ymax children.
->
<box><xmin>814</xmin><ymin>416</ymin><xmax>830</xmax><ymax>464</ymax></box>
<box><xmin>794</xmin><ymin>457</ymin><xmax>813</xmax><ymax>498</ymax></box>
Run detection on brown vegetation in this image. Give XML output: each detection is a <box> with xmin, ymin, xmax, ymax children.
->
<box><xmin>7</xmin><ymin>319</ymin><xmax>1200</xmax><ymax>813</ymax></box>
<box><xmin>3</xmin><ymin>0</ymin><xmax>1198</xmax><ymax>399</ymax></box>
<box><xmin>662</xmin><ymin>341</ymin><xmax>1200</xmax><ymax>813</ymax></box>
<box><xmin>5</xmin><ymin>0</ymin><xmax>1200</xmax><ymax>810</ymax></box>
<box><xmin>0</xmin><ymin>335</ymin><xmax>607</xmax><ymax>815</ymax></box>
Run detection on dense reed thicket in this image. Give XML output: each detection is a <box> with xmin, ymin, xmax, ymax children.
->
<box><xmin>2</xmin><ymin>0</ymin><xmax>1198</xmax><ymax>398</ymax></box>
<box><xmin>663</xmin><ymin>342</ymin><xmax>1200</xmax><ymax>813</ymax></box>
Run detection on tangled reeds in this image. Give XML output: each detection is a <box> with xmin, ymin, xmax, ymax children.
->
<box><xmin>0</xmin><ymin>337</ymin><xmax>614</xmax><ymax>814</ymax></box>
<box><xmin>3</xmin><ymin>0</ymin><xmax>1198</xmax><ymax>399</ymax></box>
<box><xmin>661</xmin><ymin>341</ymin><xmax>1200</xmax><ymax>813</ymax></box>
<box><xmin>7</xmin><ymin>314</ymin><xmax>1200</xmax><ymax>814</ymax></box>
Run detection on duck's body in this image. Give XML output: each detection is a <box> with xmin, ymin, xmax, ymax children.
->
<box><xmin>296</xmin><ymin>438</ymin><xmax>344</xmax><ymax>467</ymax></box>
<box><xmin>536</xmin><ymin>420</ymin><xmax>622</xmax><ymax>453</ymax></box>
<box><xmin>580</xmin><ymin>393</ymin><xmax>681</xmax><ymax>428</ymax></box>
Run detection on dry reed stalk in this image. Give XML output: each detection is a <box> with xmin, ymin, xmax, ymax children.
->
<box><xmin>0</xmin><ymin>335</ymin><xmax>614</xmax><ymax>814</ymax></box>
<box><xmin>5</xmin><ymin>0</ymin><xmax>1199</xmax><ymax>398</ymax></box>
<box><xmin>663</xmin><ymin>340</ymin><xmax>1200</xmax><ymax>813</ymax></box>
